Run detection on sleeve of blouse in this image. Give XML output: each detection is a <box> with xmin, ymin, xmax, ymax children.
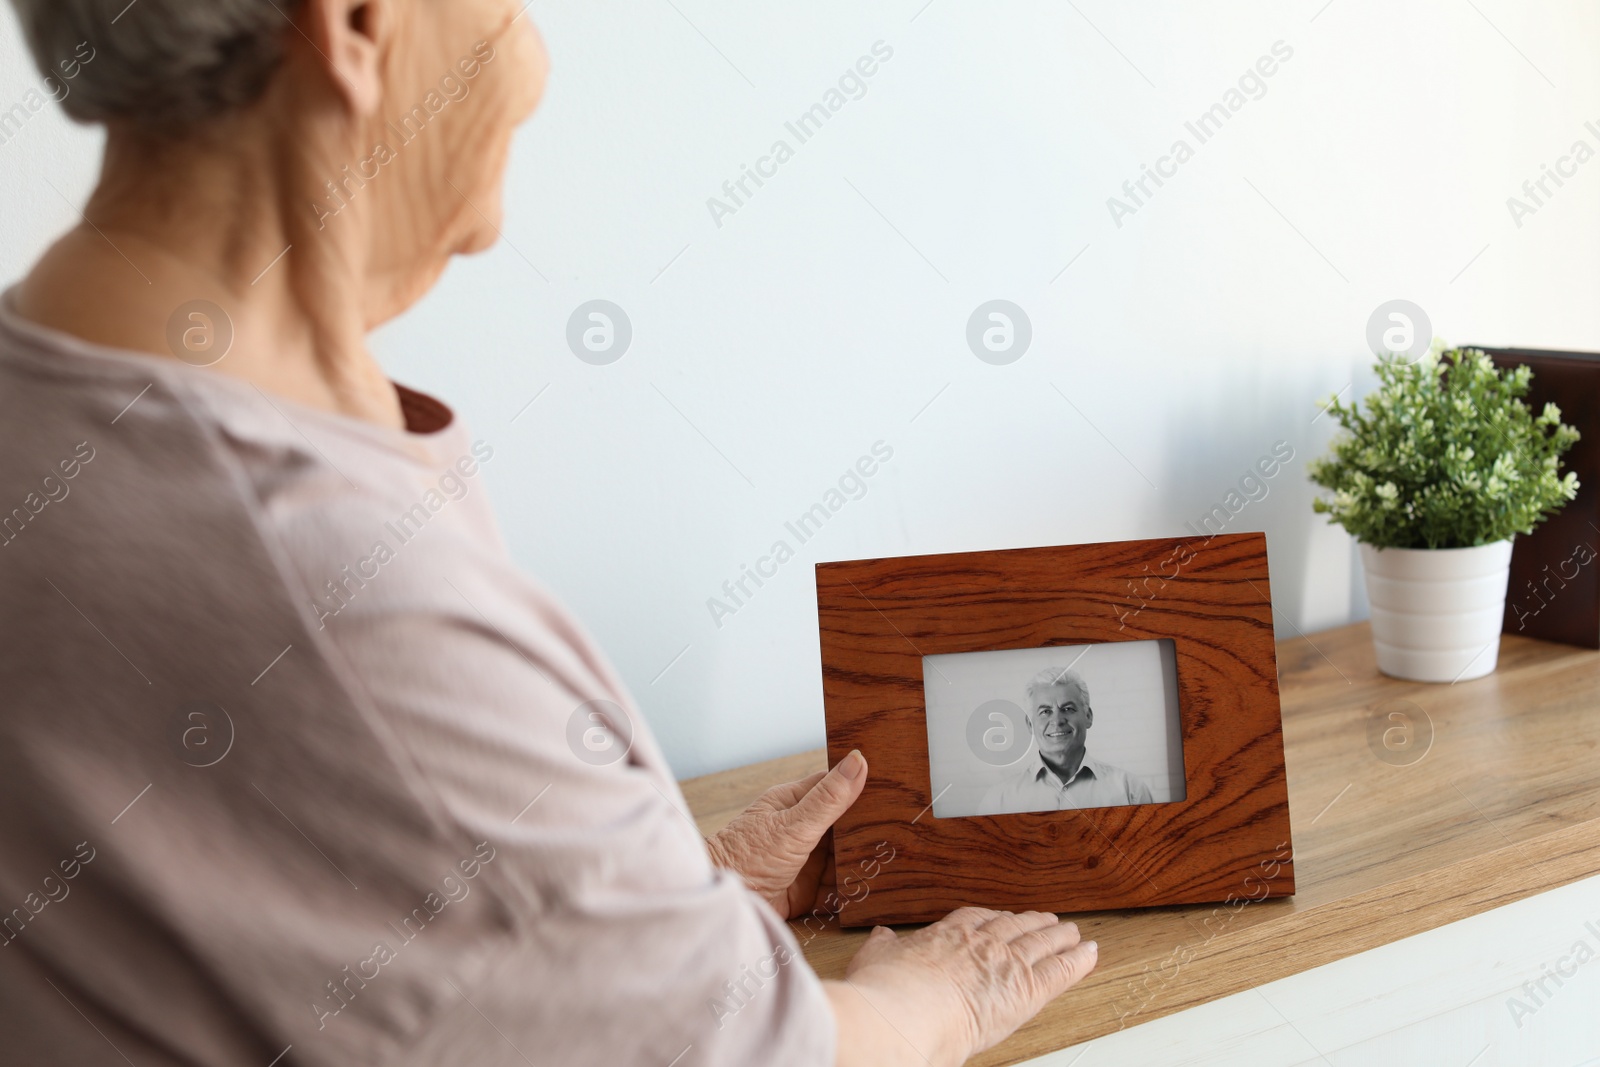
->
<box><xmin>304</xmin><ymin>510</ymin><xmax>837</xmax><ymax>1067</ymax></box>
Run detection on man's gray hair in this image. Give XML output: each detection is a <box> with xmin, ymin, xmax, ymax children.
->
<box><xmin>1025</xmin><ymin>667</ymin><xmax>1090</xmax><ymax>706</ymax></box>
<box><xmin>8</xmin><ymin>0</ymin><xmax>302</xmax><ymax>132</ymax></box>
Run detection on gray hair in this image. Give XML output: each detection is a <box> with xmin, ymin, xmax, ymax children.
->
<box><xmin>1025</xmin><ymin>667</ymin><xmax>1089</xmax><ymax>707</ymax></box>
<box><xmin>8</xmin><ymin>0</ymin><xmax>302</xmax><ymax>132</ymax></box>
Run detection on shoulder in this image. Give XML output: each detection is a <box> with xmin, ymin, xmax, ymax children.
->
<box><xmin>1085</xmin><ymin>755</ymin><xmax>1124</xmax><ymax>777</ymax></box>
<box><xmin>1084</xmin><ymin>757</ymin><xmax>1154</xmax><ymax>802</ymax></box>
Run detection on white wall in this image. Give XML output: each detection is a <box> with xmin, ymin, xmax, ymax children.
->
<box><xmin>4</xmin><ymin>1</ymin><xmax>1599</xmax><ymax>777</ymax></box>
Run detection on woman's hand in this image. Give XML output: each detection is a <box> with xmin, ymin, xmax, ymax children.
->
<box><xmin>704</xmin><ymin>750</ymin><xmax>867</xmax><ymax>920</ymax></box>
<box><xmin>826</xmin><ymin>908</ymin><xmax>1098</xmax><ymax>1067</ymax></box>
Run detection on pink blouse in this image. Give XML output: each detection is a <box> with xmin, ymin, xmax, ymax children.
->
<box><xmin>0</xmin><ymin>291</ymin><xmax>833</xmax><ymax>1066</ymax></box>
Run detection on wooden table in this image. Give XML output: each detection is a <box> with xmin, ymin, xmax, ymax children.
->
<box><xmin>679</xmin><ymin>622</ymin><xmax>1600</xmax><ymax>1067</ymax></box>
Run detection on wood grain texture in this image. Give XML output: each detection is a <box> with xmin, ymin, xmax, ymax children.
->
<box><xmin>812</xmin><ymin>534</ymin><xmax>1293</xmax><ymax>925</ymax></box>
<box><xmin>679</xmin><ymin>621</ymin><xmax>1600</xmax><ymax>1067</ymax></box>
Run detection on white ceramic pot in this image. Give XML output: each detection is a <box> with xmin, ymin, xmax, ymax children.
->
<box><xmin>1359</xmin><ymin>539</ymin><xmax>1514</xmax><ymax>683</ymax></box>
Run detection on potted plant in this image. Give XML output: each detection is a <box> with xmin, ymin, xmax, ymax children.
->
<box><xmin>1308</xmin><ymin>344</ymin><xmax>1580</xmax><ymax>682</ymax></box>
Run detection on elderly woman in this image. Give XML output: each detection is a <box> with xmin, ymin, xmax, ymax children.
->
<box><xmin>0</xmin><ymin>1</ymin><xmax>1097</xmax><ymax>1064</ymax></box>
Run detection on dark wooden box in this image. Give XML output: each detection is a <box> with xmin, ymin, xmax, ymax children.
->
<box><xmin>1474</xmin><ymin>346</ymin><xmax>1600</xmax><ymax>648</ymax></box>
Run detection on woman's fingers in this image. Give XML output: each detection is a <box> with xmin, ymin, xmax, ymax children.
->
<box><xmin>976</xmin><ymin>909</ymin><xmax>1060</xmax><ymax>941</ymax></box>
<box><xmin>942</xmin><ymin>906</ymin><xmax>1002</xmax><ymax>930</ymax></box>
<box><xmin>1032</xmin><ymin>938</ymin><xmax>1099</xmax><ymax>996</ymax></box>
<box><xmin>943</xmin><ymin>910</ymin><xmax>1097</xmax><ymax>1055</ymax></box>
<box><xmin>1012</xmin><ymin>920</ymin><xmax>1082</xmax><ymax>965</ymax></box>
<box><xmin>840</xmin><ymin>908</ymin><xmax>1100</xmax><ymax>1061</ymax></box>
<box><xmin>781</xmin><ymin>750</ymin><xmax>868</xmax><ymax>841</ymax></box>
<box><xmin>756</xmin><ymin>770</ymin><xmax>825</xmax><ymax>811</ymax></box>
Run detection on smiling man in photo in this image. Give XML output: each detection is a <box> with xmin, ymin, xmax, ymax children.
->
<box><xmin>979</xmin><ymin>667</ymin><xmax>1155</xmax><ymax>815</ymax></box>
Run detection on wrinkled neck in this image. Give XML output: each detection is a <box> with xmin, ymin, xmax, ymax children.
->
<box><xmin>32</xmin><ymin>110</ymin><xmax>402</xmax><ymax>428</ymax></box>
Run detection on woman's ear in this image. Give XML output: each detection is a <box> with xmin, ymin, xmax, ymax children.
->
<box><xmin>300</xmin><ymin>0</ymin><xmax>388</xmax><ymax>116</ymax></box>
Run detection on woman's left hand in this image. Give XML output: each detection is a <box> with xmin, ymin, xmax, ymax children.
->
<box><xmin>705</xmin><ymin>750</ymin><xmax>868</xmax><ymax>920</ymax></box>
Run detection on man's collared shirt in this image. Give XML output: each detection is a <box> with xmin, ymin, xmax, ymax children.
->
<box><xmin>978</xmin><ymin>752</ymin><xmax>1155</xmax><ymax>815</ymax></box>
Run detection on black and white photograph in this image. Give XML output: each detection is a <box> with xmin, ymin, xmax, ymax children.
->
<box><xmin>922</xmin><ymin>640</ymin><xmax>1187</xmax><ymax>819</ymax></box>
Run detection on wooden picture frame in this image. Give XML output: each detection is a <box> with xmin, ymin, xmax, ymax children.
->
<box><xmin>815</xmin><ymin>533</ymin><xmax>1294</xmax><ymax>927</ymax></box>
